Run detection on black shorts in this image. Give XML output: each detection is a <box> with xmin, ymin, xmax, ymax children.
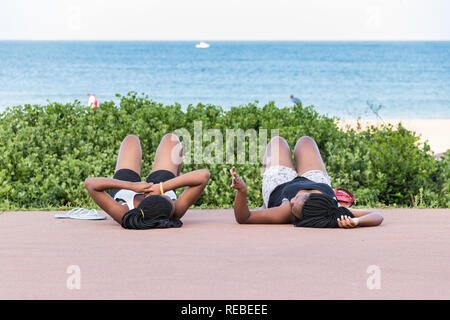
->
<box><xmin>109</xmin><ymin>169</ymin><xmax>176</xmax><ymax>199</ymax></box>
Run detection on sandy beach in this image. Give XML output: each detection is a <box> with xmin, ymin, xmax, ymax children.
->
<box><xmin>335</xmin><ymin>119</ymin><xmax>450</xmax><ymax>156</ymax></box>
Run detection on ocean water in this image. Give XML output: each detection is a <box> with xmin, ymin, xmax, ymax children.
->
<box><xmin>0</xmin><ymin>41</ymin><xmax>449</xmax><ymax>119</ymax></box>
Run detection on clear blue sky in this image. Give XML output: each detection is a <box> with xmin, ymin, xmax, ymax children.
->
<box><xmin>1</xmin><ymin>0</ymin><xmax>449</xmax><ymax>40</ymax></box>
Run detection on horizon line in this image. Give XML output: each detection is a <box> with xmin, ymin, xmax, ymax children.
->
<box><xmin>1</xmin><ymin>39</ymin><xmax>450</xmax><ymax>42</ymax></box>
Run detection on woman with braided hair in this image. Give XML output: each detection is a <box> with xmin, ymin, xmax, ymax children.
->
<box><xmin>85</xmin><ymin>133</ymin><xmax>210</xmax><ymax>229</ymax></box>
<box><xmin>230</xmin><ymin>136</ymin><xmax>383</xmax><ymax>228</ymax></box>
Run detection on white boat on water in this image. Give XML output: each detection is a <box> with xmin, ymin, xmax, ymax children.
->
<box><xmin>195</xmin><ymin>41</ymin><xmax>210</xmax><ymax>48</ymax></box>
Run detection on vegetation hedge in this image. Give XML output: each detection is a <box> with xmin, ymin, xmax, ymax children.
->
<box><xmin>0</xmin><ymin>92</ymin><xmax>448</xmax><ymax>209</ymax></box>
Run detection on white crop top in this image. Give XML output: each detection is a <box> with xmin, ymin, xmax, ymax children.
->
<box><xmin>114</xmin><ymin>189</ymin><xmax>177</xmax><ymax>210</ymax></box>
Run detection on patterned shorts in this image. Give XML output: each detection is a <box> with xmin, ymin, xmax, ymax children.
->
<box><xmin>262</xmin><ymin>165</ymin><xmax>332</xmax><ymax>208</ymax></box>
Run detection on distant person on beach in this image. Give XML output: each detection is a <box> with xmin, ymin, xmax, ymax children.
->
<box><xmin>229</xmin><ymin>136</ymin><xmax>383</xmax><ymax>228</ymax></box>
<box><xmin>290</xmin><ymin>94</ymin><xmax>301</xmax><ymax>104</ymax></box>
<box><xmin>85</xmin><ymin>134</ymin><xmax>210</xmax><ymax>229</ymax></box>
<box><xmin>87</xmin><ymin>94</ymin><xmax>98</xmax><ymax>111</ymax></box>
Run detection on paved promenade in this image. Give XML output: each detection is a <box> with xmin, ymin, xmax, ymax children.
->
<box><xmin>1</xmin><ymin>209</ymin><xmax>449</xmax><ymax>299</ymax></box>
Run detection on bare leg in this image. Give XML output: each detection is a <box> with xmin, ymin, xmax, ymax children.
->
<box><xmin>151</xmin><ymin>133</ymin><xmax>183</xmax><ymax>176</ymax></box>
<box><xmin>293</xmin><ymin>136</ymin><xmax>327</xmax><ymax>176</ymax></box>
<box><xmin>262</xmin><ymin>136</ymin><xmax>295</xmax><ymax>173</ymax></box>
<box><xmin>115</xmin><ymin>135</ymin><xmax>142</xmax><ymax>174</ymax></box>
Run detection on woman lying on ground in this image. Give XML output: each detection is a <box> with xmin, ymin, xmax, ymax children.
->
<box><xmin>85</xmin><ymin>134</ymin><xmax>210</xmax><ymax>229</ymax></box>
<box><xmin>230</xmin><ymin>136</ymin><xmax>383</xmax><ymax>228</ymax></box>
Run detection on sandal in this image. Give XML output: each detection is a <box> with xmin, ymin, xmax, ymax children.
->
<box><xmin>54</xmin><ymin>208</ymin><xmax>106</xmax><ymax>220</ymax></box>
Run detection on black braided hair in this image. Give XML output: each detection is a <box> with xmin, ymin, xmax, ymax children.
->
<box><xmin>294</xmin><ymin>193</ymin><xmax>354</xmax><ymax>228</ymax></box>
<box><xmin>121</xmin><ymin>195</ymin><xmax>182</xmax><ymax>230</ymax></box>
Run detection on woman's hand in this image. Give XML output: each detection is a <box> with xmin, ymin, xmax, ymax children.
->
<box><xmin>131</xmin><ymin>181</ymin><xmax>154</xmax><ymax>194</ymax></box>
<box><xmin>145</xmin><ymin>183</ymin><xmax>162</xmax><ymax>196</ymax></box>
<box><xmin>230</xmin><ymin>167</ymin><xmax>247</xmax><ymax>192</ymax></box>
<box><xmin>337</xmin><ymin>215</ymin><xmax>359</xmax><ymax>228</ymax></box>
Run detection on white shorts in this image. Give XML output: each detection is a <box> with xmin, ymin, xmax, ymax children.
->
<box><xmin>261</xmin><ymin>165</ymin><xmax>332</xmax><ymax>208</ymax></box>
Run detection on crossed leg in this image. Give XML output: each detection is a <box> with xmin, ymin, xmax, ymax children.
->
<box><xmin>115</xmin><ymin>133</ymin><xmax>183</xmax><ymax>178</ymax></box>
<box><xmin>262</xmin><ymin>135</ymin><xmax>327</xmax><ymax>175</ymax></box>
<box><xmin>150</xmin><ymin>133</ymin><xmax>183</xmax><ymax>177</ymax></box>
<box><xmin>262</xmin><ymin>136</ymin><xmax>295</xmax><ymax>173</ymax></box>
<box><xmin>293</xmin><ymin>136</ymin><xmax>327</xmax><ymax>176</ymax></box>
<box><xmin>114</xmin><ymin>135</ymin><xmax>142</xmax><ymax>174</ymax></box>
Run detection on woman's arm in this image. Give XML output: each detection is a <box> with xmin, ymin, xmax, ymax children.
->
<box><xmin>352</xmin><ymin>209</ymin><xmax>384</xmax><ymax>227</ymax></box>
<box><xmin>148</xmin><ymin>169</ymin><xmax>210</xmax><ymax>219</ymax></box>
<box><xmin>161</xmin><ymin>169</ymin><xmax>210</xmax><ymax>193</ymax></box>
<box><xmin>230</xmin><ymin>167</ymin><xmax>293</xmax><ymax>224</ymax></box>
<box><xmin>234</xmin><ymin>190</ymin><xmax>293</xmax><ymax>224</ymax></box>
<box><xmin>84</xmin><ymin>177</ymin><xmax>153</xmax><ymax>223</ymax></box>
<box><xmin>337</xmin><ymin>209</ymin><xmax>384</xmax><ymax>228</ymax></box>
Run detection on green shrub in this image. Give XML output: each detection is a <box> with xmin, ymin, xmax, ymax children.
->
<box><xmin>0</xmin><ymin>92</ymin><xmax>448</xmax><ymax>209</ymax></box>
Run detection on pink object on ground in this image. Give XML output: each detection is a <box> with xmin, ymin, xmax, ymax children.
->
<box><xmin>0</xmin><ymin>209</ymin><xmax>449</xmax><ymax>300</ymax></box>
